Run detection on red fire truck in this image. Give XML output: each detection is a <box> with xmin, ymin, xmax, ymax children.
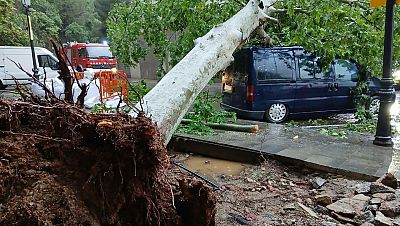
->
<box><xmin>61</xmin><ymin>42</ymin><xmax>117</xmax><ymax>72</ymax></box>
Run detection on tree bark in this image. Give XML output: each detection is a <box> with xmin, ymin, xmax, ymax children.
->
<box><xmin>132</xmin><ymin>0</ymin><xmax>277</xmax><ymax>144</ymax></box>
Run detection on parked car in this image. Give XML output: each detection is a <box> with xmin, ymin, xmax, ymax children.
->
<box><xmin>0</xmin><ymin>46</ymin><xmax>60</xmax><ymax>89</ymax></box>
<box><xmin>221</xmin><ymin>46</ymin><xmax>382</xmax><ymax>123</ymax></box>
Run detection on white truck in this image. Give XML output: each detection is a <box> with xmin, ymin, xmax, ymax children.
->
<box><xmin>0</xmin><ymin>46</ymin><xmax>60</xmax><ymax>89</ymax></box>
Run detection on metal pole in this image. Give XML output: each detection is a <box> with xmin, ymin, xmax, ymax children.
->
<box><xmin>25</xmin><ymin>7</ymin><xmax>39</xmax><ymax>79</ymax></box>
<box><xmin>374</xmin><ymin>0</ymin><xmax>396</xmax><ymax>147</ymax></box>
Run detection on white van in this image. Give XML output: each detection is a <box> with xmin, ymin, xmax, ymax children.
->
<box><xmin>0</xmin><ymin>46</ymin><xmax>60</xmax><ymax>89</ymax></box>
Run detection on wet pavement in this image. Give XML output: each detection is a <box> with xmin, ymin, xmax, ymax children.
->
<box><xmin>173</xmin><ymin>92</ymin><xmax>400</xmax><ymax>180</ymax></box>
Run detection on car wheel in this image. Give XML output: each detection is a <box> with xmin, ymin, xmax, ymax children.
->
<box><xmin>266</xmin><ymin>103</ymin><xmax>288</xmax><ymax>123</ymax></box>
<box><xmin>368</xmin><ymin>96</ymin><xmax>380</xmax><ymax>115</ymax></box>
<box><xmin>0</xmin><ymin>80</ymin><xmax>7</xmax><ymax>90</ymax></box>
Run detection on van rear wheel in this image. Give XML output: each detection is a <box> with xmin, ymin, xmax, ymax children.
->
<box><xmin>266</xmin><ymin>103</ymin><xmax>288</xmax><ymax>123</ymax></box>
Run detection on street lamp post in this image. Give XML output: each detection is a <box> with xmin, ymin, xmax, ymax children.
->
<box><xmin>373</xmin><ymin>0</ymin><xmax>396</xmax><ymax>147</ymax></box>
<box><xmin>21</xmin><ymin>0</ymin><xmax>39</xmax><ymax>79</ymax></box>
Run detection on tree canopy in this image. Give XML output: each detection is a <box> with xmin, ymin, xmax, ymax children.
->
<box><xmin>0</xmin><ymin>0</ymin><xmax>116</xmax><ymax>47</ymax></box>
<box><xmin>107</xmin><ymin>0</ymin><xmax>400</xmax><ymax>78</ymax></box>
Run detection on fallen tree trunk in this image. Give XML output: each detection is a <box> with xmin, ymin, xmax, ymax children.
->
<box><xmin>133</xmin><ymin>0</ymin><xmax>277</xmax><ymax>144</ymax></box>
<box><xmin>181</xmin><ymin>119</ymin><xmax>259</xmax><ymax>133</ymax></box>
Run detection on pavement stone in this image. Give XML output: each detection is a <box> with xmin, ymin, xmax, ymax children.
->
<box><xmin>173</xmin><ymin>117</ymin><xmax>400</xmax><ymax>179</ymax></box>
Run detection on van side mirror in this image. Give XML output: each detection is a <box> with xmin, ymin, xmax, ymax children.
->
<box><xmin>52</xmin><ymin>62</ymin><xmax>60</xmax><ymax>70</ymax></box>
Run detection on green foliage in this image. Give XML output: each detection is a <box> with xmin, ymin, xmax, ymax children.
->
<box><xmin>319</xmin><ymin>119</ymin><xmax>377</xmax><ymax>138</ymax></box>
<box><xmin>177</xmin><ymin>92</ymin><xmax>237</xmax><ymax>135</ymax></box>
<box><xmin>107</xmin><ymin>0</ymin><xmax>241</xmax><ymax>67</ymax></box>
<box><xmin>127</xmin><ymin>80</ymin><xmax>151</xmax><ymax>104</ymax></box>
<box><xmin>91</xmin><ymin>103</ymin><xmax>115</xmax><ymax>113</ymax></box>
<box><xmin>0</xmin><ymin>0</ymin><xmax>26</xmax><ymax>46</ymax></box>
<box><xmin>269</xmin><ymin>0</ymin><xmax>400</xmax><ymax>77</ymax></box>
<box><xmin>65</xmin><ymin>22</ymin><xmax>90</xmax><ymax>43</ymax></box>
<box><xmin>320</xmin><ymin>128</ymin><xmax>348</xmax><ymax>138</ymax></box>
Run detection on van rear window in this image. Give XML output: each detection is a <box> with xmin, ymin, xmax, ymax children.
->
<box><xmin>255</xmin><ymin>52</ymin><xmax>293</xmax><ymax>81</ymax></box>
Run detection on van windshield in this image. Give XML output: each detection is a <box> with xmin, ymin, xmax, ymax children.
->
<box><xmin>86</xmin><ymin>47</ymin><xmax>114</xmax><ymax>59</ymax></box>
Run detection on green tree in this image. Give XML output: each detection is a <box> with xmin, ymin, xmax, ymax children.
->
<box><xmin>107</xmin><ymin>0</ymin><xmax>240</xmax><ymax>67</ymax></box>
<box><xmin>268</xmin><ymin>0</ymin><xmax>400</xmax><ymax>78</ymax></box>
<box><xmin>0</xmin><ymin>0</ymin><xmax>26</xmax><ymax>46</ymax></box>
<box><xmin>107</xmin><ymin>0</ymin><xmax>399</xmax><ymax>78</ymax></box>
<box><xmin>64</xmin><ymin>22</ymin><xmax>90</xmax><ymax>42</ymax></box>
<box><xmin>54</xmin><ymin>0</ymin><xmax>102</xmax><ymax>42</ymax></box>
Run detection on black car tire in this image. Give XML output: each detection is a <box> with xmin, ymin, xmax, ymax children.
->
<box><xmin>368</xmin><ymin>96</ymin><xmax>380</xmax><ymax>115</ymax></box>
<box><xmin>266</xmin><ymin>103</ymin><xmax>288</xmax><ymax>123</ymax></box>
<box><xmin>0</xmin><ymin>80</ymin><xmax>7</xmax><ymax>90</ymax></box>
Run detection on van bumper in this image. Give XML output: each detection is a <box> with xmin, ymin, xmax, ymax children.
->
<box><xmin>220</xmin><ymin>103</ymin><xmax>265</xmax><ymax>121</ymax></box>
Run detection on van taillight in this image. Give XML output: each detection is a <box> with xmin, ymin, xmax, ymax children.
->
<box><xmin>247</xmin><ymin>85</ymin><xmax>254</xmax><ymax>102</ymax></box>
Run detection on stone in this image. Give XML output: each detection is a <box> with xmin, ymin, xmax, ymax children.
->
<box><xmin>322</xmin><ymin>221</ymin><xmax>337</xmax><ymax>226</ymax></box>
<box><xmin>354</xmin><ymin>211</ymin><xmax>375</xmax><ymax>225</ymax></box>
<box><xmin>375</xmin><ymin>211</ymin><xmax>393</xmax><ymax>226</ymax></box>
<box><xmin>371</xmin><ymin>197</ymin><xmax>383</xmax><ymax>205</ymax></box>
<box><xmin>394</xmin><ymin>218</ymin><xmax>400</xmax><ymax>226</ymax></box>
<box><xmin>312</xmin><ymin>177</ymin><xmax>327</xmax><ymax>189</ymax></box>
<box><xmin>371</xmin><ymin>182</ymin><xmax>396</xmax><ymax>194</ymax></box>
<box><xmin>374</xmin><ymin>193</ymin><xmax>396</xmax><ymax>201</ymax></box>
<box><xmin>366</xmin><ymin>205</ymin><xmax>379</xmax><ymax>214</ymax></box>
<box><xmin>332</xmin><ymin>213</ymin><xmax>355</xmax><ymax>224</ymax></box>
<box><xmin>360</xmin><ymin>223</ymin><xmax>375</xmax><ymax>226</ymax></box>
<box><xmin>315</xmin><ymin>205</ymin><xmax>330</xmax><ymax>215</ymax></box>
<box><xmin>355</xmin><ymin>182</ymin><xmax>372</xmax><ymax>194</ymax></box>
<box><xmin>316</xmin><ymin>194</ymin><xmax>333</xmax><ymax>206</ymax></box>
<box><xmin>297</xmin><ymin>202</ymin><xmax>318</xmax><ymax>218</ymax></box>
<box><xmin>380</xmin><ymin>200</ymin><xmax>400</xmax><ymax>218</ymax></box>
<box><xmin>283</xmin><ymin>203</ymin><xmax>297</xmax><ymax>210</ymax></box>
<box><xmin>326</xmin><ymin>195</ymin><xmax>370</xmax><ymax>217</ymax></box>
<box><xmin>376</xmin><ymin>173</ymin><xmax>398</xmax><ymax>189</ymax></box>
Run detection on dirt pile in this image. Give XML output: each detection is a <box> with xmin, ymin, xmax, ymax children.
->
<box><xmin>0</xmin><ymin>99</ymin><xmax>216</xmax><ymax>226</ymax></box>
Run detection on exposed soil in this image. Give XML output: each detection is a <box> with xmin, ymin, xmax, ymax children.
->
<box><xmin>0</xmin><ymin>99</ymin><xmax>215</xmax><ymax>226</ymax></box>
<box><xmin>171</xmin><ymin>153</ymin><xmax>363</xmax><ymax>226</ymax></box>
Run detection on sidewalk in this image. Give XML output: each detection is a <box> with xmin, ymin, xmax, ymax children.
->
<box><xmin>170</xmin><ymin>121</ymin><xmax>398</xmax><ymax>180</ymax></box>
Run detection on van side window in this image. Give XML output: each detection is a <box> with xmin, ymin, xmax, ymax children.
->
<box><xmin>38</xmin><ymin>55</ymin><xmax>58</xmax><ymax>69</ymax></box>
<box><xmin>255</xmin><ymin>52</ymin><xmax>293</xmax><ymax>81</ymax></box>
<box><xmin>299</xmin><ymin>57</ymin><xmax>330</xmax><ymax>80</ymax></box>
<box><xmin>334</xmin><ymin>60</ymin><xmax>357</xmax><ymax>81</ymax></box>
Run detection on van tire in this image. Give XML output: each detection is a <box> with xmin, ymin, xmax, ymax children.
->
<box><xmin>266</xmin><ymin>103</ymin><xmax>288</xmax><ymax>123</ymax></box>
<box><xmin>0</xmin><ymin>80</ymin><xmax>7</xmax><ymax>90</ymax></box>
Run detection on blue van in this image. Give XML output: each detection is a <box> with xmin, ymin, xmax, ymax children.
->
<box><xmin>221</xmin><ymin>46</ymin><xmax>382</xmax><ymax>123</ymax></box>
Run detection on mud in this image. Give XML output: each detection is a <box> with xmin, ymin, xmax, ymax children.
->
<box><xmin>0</xmin><ymin>99</ymin><xmax>216</xmax><ymax>226</ymax></box>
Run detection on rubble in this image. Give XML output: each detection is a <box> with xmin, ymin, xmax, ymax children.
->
<box><xmin>380</xmin><ymin>200</ymin><xmax>400</xmax><ymax>218</ymax></box>
<box><xmin>316</xmin><ymin>194</ymin><xmax>333</xmax><ymax>206</ymax></box>
<box><xmin>312</xmin><ymin>177</ymin><xmax>328</xmax><ymax>189</ymax></box>
<box><xmin>377</xmin><ymin>173</ymin><xmax>398</xmax><ymax>189</ymax></box>
<box><xmin>375</xmin><ymin>211</ymin><xmax>393</xmax><ymax>226</ymax></box>
<box><xmin>371</xmin><ymin>182</ymin><xmax>396</xmax><ymax>194</ymax></box>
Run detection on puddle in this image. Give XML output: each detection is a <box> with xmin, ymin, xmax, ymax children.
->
<box><xmin>182</xmin><ymin>155</ymin><xmax>250</xmax><ymax>179</ymax></box>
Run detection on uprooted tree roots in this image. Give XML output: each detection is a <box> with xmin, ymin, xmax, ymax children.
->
<box><xmin>0</xmin><ymin>99</ymin><xmax>216</xmax><ymax>226</ymax></box>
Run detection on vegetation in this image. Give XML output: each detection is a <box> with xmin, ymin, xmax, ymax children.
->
<box><xmin>107</xmin><ymin>0</ymin><xmax>241</xmax><ymax>67</ymax></box>
<box><xmin>0</xmin><ymin>0</ymin><xmax>118</xmax><ymax>47</ymax></box>
<box><xmin>108</xmin><ymin>0</ymin><xmax>399</xmax><ymax>77</ymax></box>
<box><xmin>177</xmin><ymin>92</ymin><xmax>237</xmax><ymax>135</ymax></box>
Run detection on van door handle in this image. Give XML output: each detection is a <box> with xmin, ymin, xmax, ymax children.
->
<box><xmin>333</xmin><ymin>82</ymin><xmax>339</xmax><ymax>91</ymax></box>
<box><xmin>328</xmin><ymin>83</ymin><xmax>334</xmax><ymax>91</ymax></box>
<box><xmin>0</xmin><ymin>65</ymin><xmax>4</xmax><ymax>68</ymax></box>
